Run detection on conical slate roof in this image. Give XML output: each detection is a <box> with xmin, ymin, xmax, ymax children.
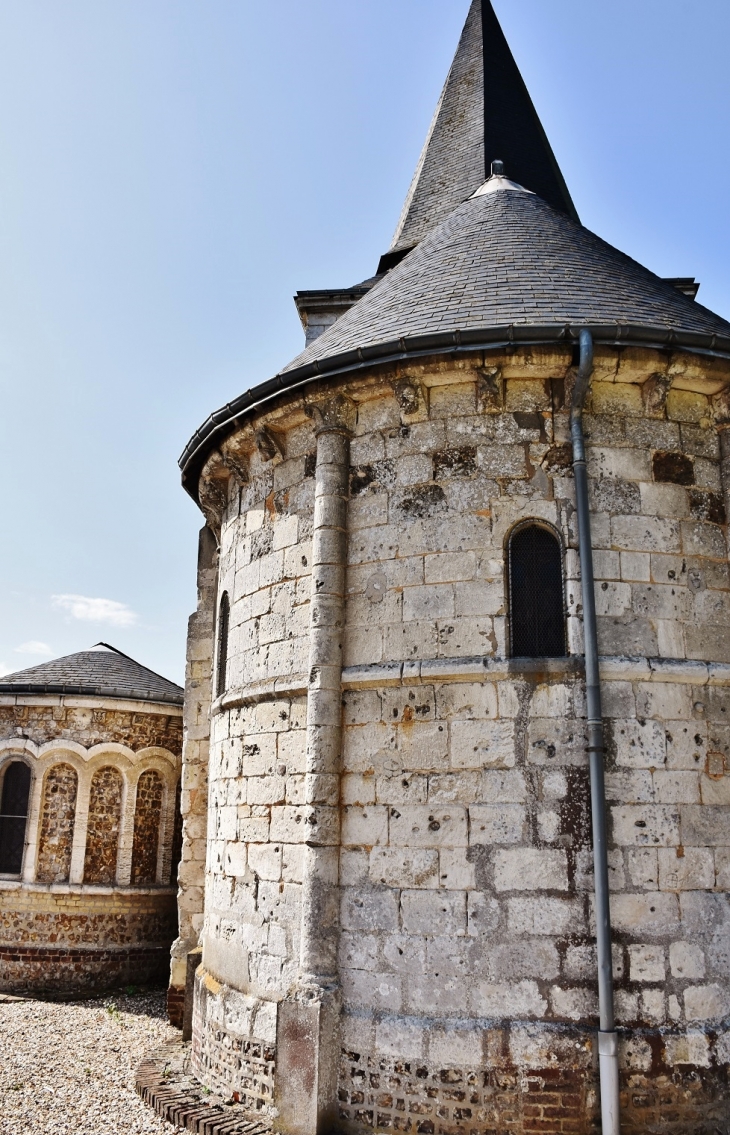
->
<box><xmin>283</xmin><ymin>180</ymin><xmax>730</xmax><ymax>374</ymax></box>
<box><xmin>391</xmin><ymin>0</ymin><xmax>576</xmax><ymax>253</ymax></box>
<box><xmin>0</xmin><ymin>644</ymin><xmax>183</xmax><ymax>706</ymax></box>
<box><xmin>178</xmin><ymin>9</ymin><xmax>730</xmax><ymax>500</ymax></box>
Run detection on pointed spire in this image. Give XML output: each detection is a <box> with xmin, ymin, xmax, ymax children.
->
<box><xmin>389</xmin><ymin>0</ymin><xmax>577</xmax><ymax>253</ymax></box>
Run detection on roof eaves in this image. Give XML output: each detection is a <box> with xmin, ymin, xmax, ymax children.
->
<box><xmin>0</xmin><ymin>681</ymin><xmax>183</xmax><ymax>706</ymax></box>
<box><xmin>179</xmin><ymin>322</ymin><xmax>730</xmax><ymax>503</ymax></box>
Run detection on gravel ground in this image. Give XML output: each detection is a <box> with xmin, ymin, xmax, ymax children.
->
<box><xmin>0</xmin><ymin>989</ymin><xmax>183</xmax><ymax>1135</ymax></box>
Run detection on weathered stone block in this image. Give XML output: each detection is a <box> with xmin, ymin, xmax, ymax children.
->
<box><xmin>493</xmin><ymin>848</ymin><xmax>568</xmax><ymax>892</ymax></box>
<box><xmin>489</xmin><ymin>939</ymin><xmax>560</xmax><ymax>980</ymax></box>
<box><xmin>609</xmin><ymin>892</ymin><xmax>680</xmax><ymax>936</ymax></box>
<box><xmin>471</xmin><ymin>980</ymin><xmax>547</xmax><ymax>1018</ymax></box>
<box><xmin>611</xmin><ymin>804</ymin><xmax>680</xmax><ymax>847</ymax></box>
<box><xmin>507</xmin><ymin>896</ymin><xmax>584</xmax><ymax>935</ymax></box>
<box><xmin>611</xmin><ymin>718</ymin><xmax>666</xmax><ymax>768</ymax></box>
<box><xmin>469</xmin><ymin>804</ymin><xmax>526</xmax><ymax>844</ymax></box>
<box><xmin>369</xmin><ymin>848</ymin><xmax>438</xmax><ymax>888</ymax></box>
<box><xmin>684</xmin><ymin>983</ymin><xmax>730</xmax><ymax>1022</ymax></box>
<box><xmin>400</xmin><ymin>890</ymin><xmax>466</xmax><ymax>935</ymax></box>
<box><xmin>628</xmin><ymin>944</ymin><xmax>665</xmax><ymax>982</ymax></box>
<box><xmin>680</xmin><ymin>804</ymin><xmax>730</xmax><ymax>845</ymax></box>
<box><xmin>450</xmin><ymin>719</ymin><xmax>515</xmax><ymax>768</ymax></box>
<box><xmin>389</xmin><ymin>805</ymin><xmax>468</xmax><ymax>848</ymax></box>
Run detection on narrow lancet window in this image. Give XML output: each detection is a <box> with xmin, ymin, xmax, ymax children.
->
<box><xmin>509</xmin><ymin>524</ymin><xmax>567</xmax><ymax>658</ymax></box>
<box><xmin>0</xmin><ymin>761</ymin><xmax>31</xmax><ymax>875</ymax></box>
<box><xmin>216</xmin><ymin>591</ymin><xmax>230</xmax><ymax>698</ymax></box>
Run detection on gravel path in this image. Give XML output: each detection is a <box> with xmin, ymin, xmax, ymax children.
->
<box><xmin>0</xmin><ymin>990</ymin><xmax>183</xmax><ymax>1134</ymax></box>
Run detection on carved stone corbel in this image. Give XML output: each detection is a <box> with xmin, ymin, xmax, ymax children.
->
<box><xmin>220</xmin><ymin>432</ymin><xmax>250</xmax><ymax>485</ymax></box>
<box><xmin>641</xmin><ymin>372</ymin><xmax>671</xmax><ymax>419</ymax></box>
<box><xmin>255</xmin><ymin>426</ymin><xmax>286</xmax><ymax>462</ymax></box>
<box><xmin>392</xmin><ymin>378</ymin><xmax>421</xmax><ymax>416</ymax></box>
<box><xmin>712</xmin><ymin>385</ymin><xmax>730</xmax><ymax>428</ymax></box>
<box><xmin>198</xmin><ymin>446</ymin><xmax>248</xmax><ymax>537</ymax></box>
<box><xmin>477</xmin><ymin>365</ymin><xmax>504</xmax><ymax>411</ymax></box>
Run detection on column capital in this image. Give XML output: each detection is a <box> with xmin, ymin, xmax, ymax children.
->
<box><xmin>305</xmin><ymin>393</ymin><xmax>356</xmax><ymax>436</ymax></box>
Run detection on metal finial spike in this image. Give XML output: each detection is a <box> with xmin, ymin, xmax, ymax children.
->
<box><xmin>491</xmin><ymin>159</ymin><xmax>505</xmax><ymax>177</ymax></box>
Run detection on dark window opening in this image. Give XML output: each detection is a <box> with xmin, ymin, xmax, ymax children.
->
<box><xmin>0</xmin><ymin>761</ymin><xmax>31</xmax><ymax>875</ymax></box>
<box><xmin>509</xmin><ymin>524</ymin><xmax>567</xmax><ymax>658</ymax></box>
<box><xmin>216</xmin><ymin>591</ymin><xmax>230</xmax><ymax>698</ymax></box>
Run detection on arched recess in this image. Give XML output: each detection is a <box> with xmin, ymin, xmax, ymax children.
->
<box><xmin>170</xmin><ymin>778</ymin><xmax>183</xmax><ymax>886</ymax></box>
<box><xmin>36</xmin><ymin>763</ymin><xmax>79</xmax><ymax>883</ymax></box>
<box><xmin>131</xmin><ymin>768</ymin><xmax>163</xmax><ymax>884</ymax></box>
<box><xmin>507</xmin><ymin>521</ymin><xmax>567</xmax><ymax>658</ymax></box>
<box><xmin>83</xmin><ymin>766</ymin><xmax>123</xmax><ymax>884</ymax></box>
<box><xmin>0</xmin><ymin>758</ymin><xmax>32</xmax><ymax>876</ymax></box>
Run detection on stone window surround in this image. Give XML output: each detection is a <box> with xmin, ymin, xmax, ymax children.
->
<box><xmin>0</xmin><ymin>739</ymin><xmax>179</xmax><ymax>887</ymax></box>
<box><xmin>504</xmin><ymin>517</ymin><xmax>568</xmax><ymax>659</ymax></box>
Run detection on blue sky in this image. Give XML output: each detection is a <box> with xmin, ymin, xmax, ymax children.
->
<box><xmin>1</xmin><ymin>0</ymin><xmax>728</xmax><ymax>685</ymax></box>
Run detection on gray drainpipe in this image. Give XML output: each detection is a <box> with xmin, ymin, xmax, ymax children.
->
<box><xmin>570</xmin><ymin>329</ymin><xmax>620</xmax><ymax>1134</ymax></box>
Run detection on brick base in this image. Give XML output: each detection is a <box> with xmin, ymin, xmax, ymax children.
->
<box><xmin>0</xmin><ymin>945</ymin><xmax>170</xmax><ymax>996</ymax></box>
<box><xmin>136</xmin><ymin>1041</ymin><xmax>271</xmax><ymax>1135</ymax></box>
<box><xmin>168</xmin><ymin>983</ymin><xmax>185</xmax><ymax>1028</ymax></box>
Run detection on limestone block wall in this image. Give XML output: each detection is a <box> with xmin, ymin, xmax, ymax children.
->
<box><xmin>168</xmin><ymin>526</ymin><xmax>218</xmax><ymax>1025</ymax></box>
<box><xmin>189</xmin><ymin>346</ymin><xmax>730</xmax><ymax>1134</ymax></box>
<box><xmin>0</xmin><ymin>696</ymin><xmax>182</xmax><ymax>995</ymax></box>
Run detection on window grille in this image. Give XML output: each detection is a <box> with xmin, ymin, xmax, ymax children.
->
<box><xmin>216</xmin><ymin>591</ymin><xmax>230</xmax><ymax>698</ymax></box>
<box><xmin>0</xmin><ymin>761</ymin><xmax>31</xmax><ymax>875</ymax></box>
<box><xmin>508</xmin><ymin>524</ymin><xmax>567</xmax><ymax>658</ymax></box>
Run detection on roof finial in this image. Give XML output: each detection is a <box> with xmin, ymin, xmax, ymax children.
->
<box><xmin>491</xmin><ymin>159</ymin><xmax>505</xmax><ymax>177</ymax></box>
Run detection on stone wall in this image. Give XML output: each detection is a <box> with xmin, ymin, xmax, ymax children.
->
<box><xmin>188</xmin><ymin>346</ymin><xmax>730</xmax><ymax>1132</ymax></box>
<box><xmin>36</xmin><ymin>763</ymin><xmax>78</xmax><ymax>883</ymax></box>
<box><xmin>0</xmin><ymin>696</ymin><xmax>182</xmax><ymax>995</ymax></box>
<box><xmin>131</xmin><ymin>769</ymin><xmax>163</xmax><ymax>884</ymax></box>
<box><xmin>167</xmin><ymin>525</ymin><xmax>217</xmax><ymax>1026</ymax></box>
<box><xmin>0</xmin><ymin>701</ymin><xmax>182</xmax><ymax>752</ymax></box>
<box><xmin>0</xmin><ymin>884</ymin><xmax>177</xmax><ymax>994</ymax></box>
<box><xmin>84</xmin><ymin>765</ymin><xmax>123</xmax><ymax>884</ymax></box>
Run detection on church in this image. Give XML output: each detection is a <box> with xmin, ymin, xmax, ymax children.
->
<box><xmin>164</xmin><ymin>1</ymin><xmax>730</xmax><ymax>1132</ymax></box>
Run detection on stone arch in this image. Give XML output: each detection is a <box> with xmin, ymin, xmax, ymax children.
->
<box><xmin>0</xmin><ymin>756</ymin><xmax>33</xmax><ymax>876</ymax></box>
<box><xmin>131</xmin><ymin>768</ymin><xmax>163</xmax><ymax>884</ymax></box>
<box><xmin>507</xmin><ymin>519</ymin><xmax>567</xmax><ymax>658</ymax></box>
<box><xmin>83</xmin><ymin>765</ymin><xmax>123</xmax><ymax>884</ymax></box>
<box><xmin>36</xmin><ymin>763</ymin><xmax>78</xmax><ymax>883</ymax></box>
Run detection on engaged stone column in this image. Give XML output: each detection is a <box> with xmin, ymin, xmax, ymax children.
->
<box><xmin>276</xmin><ymin>394</ymin><xmax>354</xmax><ymax>1135</ymax></box>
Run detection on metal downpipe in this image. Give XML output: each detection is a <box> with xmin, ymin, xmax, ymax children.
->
<box><xmin>570</xmin><ymin>329</ymin><xmax>620</xmax><ymax>1134</ymax></box>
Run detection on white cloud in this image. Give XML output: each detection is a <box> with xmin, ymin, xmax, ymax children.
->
<box><xmin>52</xmin><ymin>594</ymin><xmax>138</xmax><ymax>627</ymax></box>
<box><xmin>15</xmin><ymin>640</ymin><xmax>53</xmax><ymax>656</ymax></box>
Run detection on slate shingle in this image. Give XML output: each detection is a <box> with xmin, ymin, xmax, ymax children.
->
<box><xmin>284</xmin><ymin>188</ymin><xmax>730</xmax><ymax>375</ymax></box>
<box><xmin>0</xmin><ymin>644</ymin><xmax>183</xmax><ymax>705</ymax></box>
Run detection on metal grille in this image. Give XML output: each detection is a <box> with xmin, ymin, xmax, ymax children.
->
<box><xmin>216</xmin><ymin>591</ymin><xmax>230</xmax><ymax>698</ymax></box>
<box><xmin>509</xmin><ymin>524</ymin><xmax>567</xmax><ymax>658</ymax></box>
<box><xmin>0</xmin><ymin>761</ymin><xmax>31</xmax><ymax>874</ymax></box>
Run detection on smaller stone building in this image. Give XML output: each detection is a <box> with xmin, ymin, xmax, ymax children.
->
<box><xmin>0</xmin><ymin>643</ymin><xmax>183</xmax><ymax>995</ymax></box>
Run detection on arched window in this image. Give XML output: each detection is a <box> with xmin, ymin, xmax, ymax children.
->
<box><xmin>508</xmin><ymin>523</ymin><xmax>567</xmax><ymax>658</ymax></box>
<box><xmin>0</xmin><ymin>760</ymin><xmax>31</xmax><ymax>875</ymax></box>
<box><xmin>216</xmin><ymin>591</ymin><xmax>230</xmax><ymax>698</ymax></box>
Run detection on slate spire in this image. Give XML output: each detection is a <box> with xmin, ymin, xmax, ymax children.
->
<box><xmin>390</xmin><ymin>0</ymin><xmax>577</xmax><ymax>253</ymax></box>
